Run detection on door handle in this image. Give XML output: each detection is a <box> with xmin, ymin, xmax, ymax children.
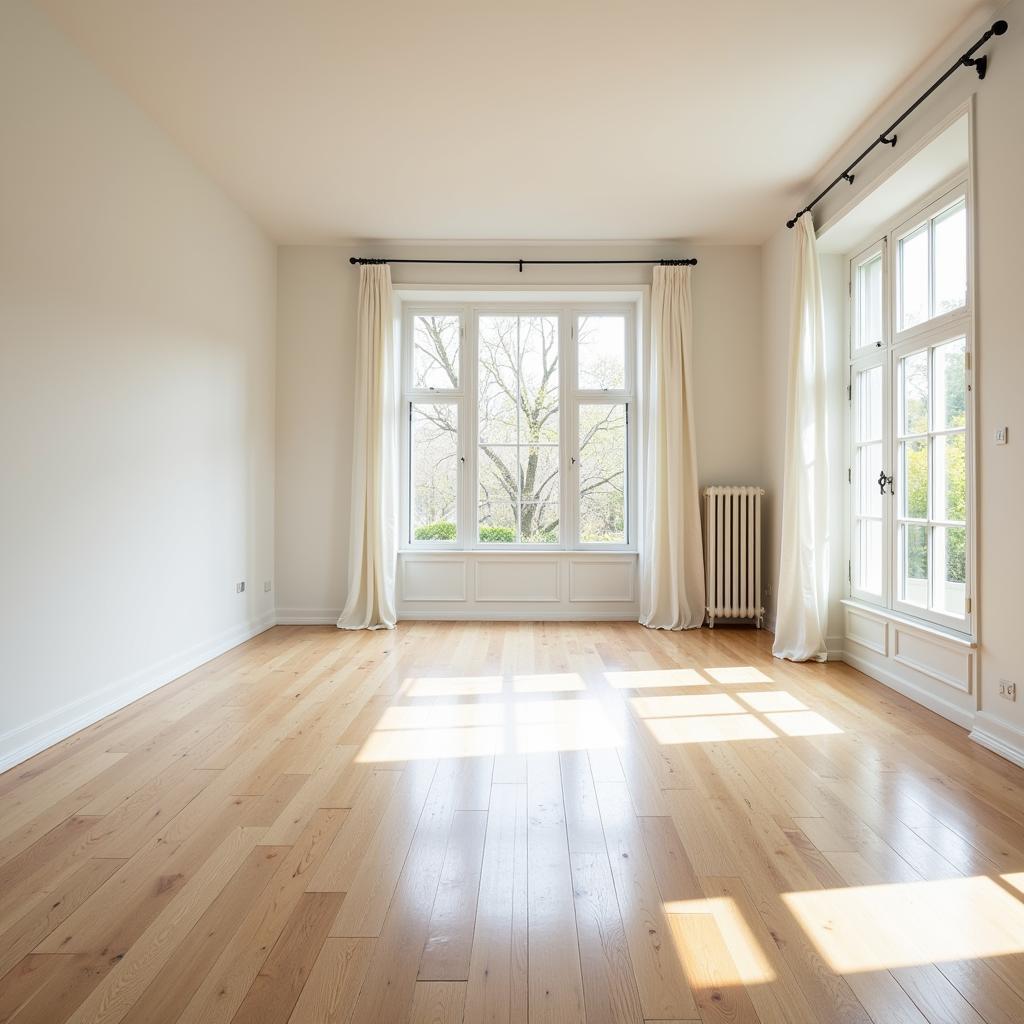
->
<box><xmin>877</xmin><ymin>470</ymin><xmax>893</xmax><ymax>495</ymax></box>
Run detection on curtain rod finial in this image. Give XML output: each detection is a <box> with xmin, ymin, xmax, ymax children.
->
<box><xmin>993</xmin><ymin>19</ymin><xmax>1008</xmax><ymax>35</ymax></box>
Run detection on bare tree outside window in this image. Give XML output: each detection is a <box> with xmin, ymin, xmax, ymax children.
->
<box><xmin>408</xmin><ymin>308</ymin><xmax>632</xmax><ymax>547</ymax></box>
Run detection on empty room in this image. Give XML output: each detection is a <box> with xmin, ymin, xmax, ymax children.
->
<box><xmin>3</xmin><ymin>1</ymin><xmax>1024</xmax><ymax>1022</ymax></box>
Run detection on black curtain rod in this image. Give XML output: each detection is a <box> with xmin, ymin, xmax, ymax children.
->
<box><xmin>787</xmin><ymin>18</ymin><xmax>1008</xmax><ymax>229</ymax></box>
<box><xmin>350</xmin><ymin>256</ymin><xmax>696</xmax><ymax>272</ymax></box>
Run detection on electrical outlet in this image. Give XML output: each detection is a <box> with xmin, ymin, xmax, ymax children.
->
<box><xmin>264</xmin><ymin>580</ymin><xmax>272</xmax><ymax>593</ymax></box>
<box><xmin>999</xmin><ymin>679</ymin><xmax>1016</xmax><ymax>701</ymax></box>
<box><xmin>236</xmin><ymin>581</ymin><xmax>246</xmax><ymax>594</ymax></box>
<box><xmin>995</xmin><ymin>426</ymin><xmax>1008</xmax><ymax>445</ymax></box>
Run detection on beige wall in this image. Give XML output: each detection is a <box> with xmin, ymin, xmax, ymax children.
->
<box><xmin>275</xmin><ymin>242</ymin><xmax>764</xmax><ymax>620</ymax></box>
<box><xmin>0</xmin><ymin>1</ymin><xmax>277</xmax><ymax>768</ymax></box>
<box><xmin>760</xmin><ymin>0</ymin><xmax>1024</xmax><ymax>747</ymax></box>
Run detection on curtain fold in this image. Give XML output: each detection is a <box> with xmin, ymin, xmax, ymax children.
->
<box><xmin>773</xmin><ymin>214</ymin><xmax>830</xmax><ymax>661</ymax></box>
<box><xmin>338</xmin><ymin>264</ymin><xmax>399</xmax><ymax>630</ymax></box>
<box><xmin>640</xmin><ymin>265</ymin><xmax>705</xmax><ymax>630</ymax></box>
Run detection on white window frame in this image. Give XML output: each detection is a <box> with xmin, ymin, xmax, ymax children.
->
<box><xmin>401</xmin><ymin>300</ymin><xmax>637</xmax><ymax>553</ymax></box>
<box><xmin>846</xmin><ymin>176</ymin><xmax>974</xmax><ymax>637</ymax></box>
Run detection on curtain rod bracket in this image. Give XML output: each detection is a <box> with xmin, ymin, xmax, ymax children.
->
<box><xmin>786</xmin><ymin>18</ymin><xmax>1008</xmax><ymax>227</ymax></box>
<box><xmin>963</xmin><ymin>54</ymin><xmax>988</xmax><ymax>79</ymax></box>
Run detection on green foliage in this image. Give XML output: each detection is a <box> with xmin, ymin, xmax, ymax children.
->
<box><xmin>904</xmin><ymin>345</ymin><xmax>967</xmax><ymax>585</ymax></box>
<box><xmin>414</xmin><ymin>521</ymin><xmax>456</xmax><ymax>541</ymax></box>
<box><xmin>479</xmin><ymin>526</ymin><xmax>515</xmax><ymax>543</ymax></box>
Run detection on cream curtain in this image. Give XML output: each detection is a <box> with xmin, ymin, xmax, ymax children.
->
<box><xmin>773</xmin><ymin>215</ymin><xmax>829</xmax><ymax>661</ymax></box>
<box><xmin>338</xmin><ymin>264</ymin><xmax>399</xmax><ymax>630</ymax></box>
<box><xmin>640</xmin><ymin>265</ymin><xmax>705</xmax><ymax>630</ymax></box>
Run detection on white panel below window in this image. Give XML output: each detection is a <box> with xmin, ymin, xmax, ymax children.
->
<box><xmin>475</xmin><ymin>559</ymin><xmax>560</xmax><ymax>602</ymax></box>
<box><xmin>401</xmin><ymin>558</ymin><xmax>467</xmax><ymax>602</ymax></box>
<box><xmin>893</xmin><ymin>627</ymin><xmax>972</xmax><ymax>693</ymax></box>
<box><xmin>845</xmin><ymin>606</ymin><xmax>888</xmax><ymax>656</ymax></box>
<box><xmin>569</xmin><ymin>559</ymin><xmax>635</xmax><ymax>602</ymax></box>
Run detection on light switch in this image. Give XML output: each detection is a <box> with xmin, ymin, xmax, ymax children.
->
<box><xmin>995</xmin><ymin>426</ymin><xmax>1008</xmax><ymax>445</ymax></box>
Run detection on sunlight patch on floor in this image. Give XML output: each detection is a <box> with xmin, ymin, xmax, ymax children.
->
<box><xmin>404</xmin><ymin>675</ymin><xmax>504</xmax><ymax>697</ymax></box>
<box><xmin>737</xmin><ymin>690</ymin><xmax>808</xmax><ymax>713</ymax></box>
<box><xmin>645</xmin><ymin>713</ymin><xmax>776</xmax><ymax>745</ymax></box>
<box><xmin>665</xmin><ymin>896</ymin><xmax>777</xmax><ymax>983</ymax></box>
<box><xmin>765</xmin><ymin>710</ymin><xmax>843</xmax><ymax>736</ymax></box>
<box><xmin>355</xmin><ymin>696</ymin><xmax>621</xmax><ymax>762</ymax></box>
<box><xmin>782</xmin><ymin>875</ymin><xmax>1024</xmax><ymax>972</ymax></box>
<box><xmin>630</xmin><ymin>693</ymin><xmax>746</xmax><ymax>718</ymax></box>
<box><xmin>513</xmin><ymin>672</ymin><xmax>586</xmax><ymax>693</ymax></box>
<box><xmin>604</xmin><ymin>668</ymin><xmax>707</xmax><ymax>689</ymax></box>
<box><xmin>705</xmin><ymin>666</ymin><xmax>774</xmax><ymax>684</ymax></box>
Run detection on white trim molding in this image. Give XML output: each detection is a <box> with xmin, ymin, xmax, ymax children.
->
<box><xmin>396</xmin><ymin>550</ymin><xmax>639</xmax><ymax>620</ymax></box>
<box><xmin>275</xmin><ymin>608</ymin><xmax>344</xmax><ymax>625</ymax></box>
<box><xmin>969</xmin><ymin>712</ymin><xmax>1024</xmax><ymax>770</ymax></box>
<box><xmin>840</xmin><ymin>599</ymin><xmax>976</xmax><ymax>729</ymax></box>
<box><xmin>0</xmin><ymin>611</ymin><xmax>276</xmax><ymax>773</ymax></box>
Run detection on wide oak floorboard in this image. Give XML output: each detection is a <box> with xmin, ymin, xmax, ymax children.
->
<box><xmin>2</xmin><ymin>621</ymin><xmax>1023</xmax><ymax>1024</ymax></box>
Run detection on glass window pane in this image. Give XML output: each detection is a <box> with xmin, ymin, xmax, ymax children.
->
<box><xmin>854</xmin><ymin>253</ymin><xmax>883</xmax><ymax>351</ymax></box>
<box><xmin>933</xmin><ymin>201</ymin><xmax>967</xmax><ymax>317</ymax></box>
<box><xmin>932</xmin><ymin>525</ymin><xmax>966</xmax><ymax>617</ymax></box>
<box><xmin>855</xmin><ymin>442</ymin><xmax>883</xmax><ymax>518</ymax></box>
<box><xmin>901</xmin><ymin>438</ymin><xmax>929</xmax><ymax>520</ymax></box>
<box><xmin>854</xmin><ymin>518</ymin><xmax>883</xmax><ymax>596</ymax></box>
<box><xmin>478</xmin><ymin>316</ymin><xmax>519</xmax><ymax>444</ymax></box>
<box><xmin>520</xmin><ymin>444</ymin><xmax>559</xmax><ymax>505</ymax></box>
<box><xmin>855</xmin><ymin>365</ymin><xmax>883</xmax><ymax>442</ymax></box>
<box><xmin>934</xmin><ymin>337</ymin><xmax>966</xmax><ymax>430</ymax></box>
<box><xmin>901</xmin><ymin>349</ymin><xmax>929</xmax><ymax>435</ymax></box>
<box><xmin>578</xmin><ymin>315</ymin><xmax>626</xmax><ymax>389</ymax></box>
<box><xmin>521</xmin><ymin>503</ymin><xmax>559</xmax><ymax>544</ymax></box>
<box><xmin>411</xmin><ymin>404</ymin><xmax>458</xmax><ymax>542</ymax></box>
<box><xmin>413</xmin><ymin>314</ymin><xmax>460</xmax><ymax>390</ymax></box>
<box><xmin>901</xmin><ymin>523</ymin><xmax>929</xmax><ymax>607</ymax></box>
<box><xmin>519</xmin><ymin>316</ymin><xmax>559</xmax><ymax>443</ymax></box>
<box><xmin>579</xmin><ymin>403</ymin><xmax>627</xmax><ymax>544</ymax></box>
<box><xmin>934</xmin><ymin>432</ymin><xmax>966</xmax><ymax>523</ymax></box>
<box><xmin>478</xmin><ymin>445</ymin><xmax>517</xmax><ymax>543</ymax></box>
<box><xmin>899</xmin><ymin>224</ymin><xmax>929</xmax><ymax>331</ymax></box>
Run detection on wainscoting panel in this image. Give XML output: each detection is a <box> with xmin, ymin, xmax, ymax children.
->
<box><xmin>845</xmin><ymin>605</ymin><xmax>888</xmax><ymax>656</ymax></box>
<box><xmin>893</xmin><ymin>626</ymin><xmax>972</xmax><ymax>693</ymax></box>
<box><xmin>396</xmin><ymin>552</ymin><xmax>639</xmax><ymax>620</ymax></box>
<box><xmin>841</xmin><ymin>600</ymin><xmax>976</xmax><ymax>729</ymax></box>
<box><xmin>569</xmin><ymin>558</ymin><xmax>635</xmax><ymax>603</ymax></box>
<box><xmin>401</xmin><ymin>556</ymin><xmax>467</xmax><ymax>602</ymax></box>
<box><xmin>475</xmin><ymin>559</ymin><xmax>560</xmax><ymax>602</ymax></box>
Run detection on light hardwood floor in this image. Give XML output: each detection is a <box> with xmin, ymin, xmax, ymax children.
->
<box><xmin>2</xmin><ymin>621</ymin><xmax>1024</xmax><ymax>1024</ymax></box>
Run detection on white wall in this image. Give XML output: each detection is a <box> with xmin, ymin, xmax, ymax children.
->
<box><xmin>0</xmin><ymin>1</ymin><xmax>277</xmax><ymax>769</ymax></box>
<box><xmin>275</xmin><ymin>242</ymin><xmax>763</xmax><ymax>621</ymax></box>
<box><xmin>760</xmin><ymin>0</ymin><xmax>1024</xmax><ymax>761</ymax></box>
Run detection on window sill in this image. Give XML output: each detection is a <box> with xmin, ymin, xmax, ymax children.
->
<box><xmin>399</xmin><ymin>548</ymin><xmax>638</xmax><ymax>557</ymax></box>
<box><xmin>841</xmin><ymin>598</ymin><xmax>976</xmax><ymax>648</ymax></box>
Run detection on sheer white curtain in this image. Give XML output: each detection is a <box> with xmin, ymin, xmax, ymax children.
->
<box><xmin>773</xmin><ymin>215</ymin><xmax>829</xmax><ymax>661</ymax></box>
<box><xmin>338</xmin><ymin>264</ymin><xmax>399</xmax><ymax>630</ymax></box>
<box><xmin>640</xmin><ymin>265</ymin><xmax>705</xmax><ymax>630</ymax></box>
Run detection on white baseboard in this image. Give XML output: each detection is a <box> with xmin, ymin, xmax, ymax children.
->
<box><xmin>969</xmin><ymin>712</ymin><xmax>1024</xmax><ymax>770</ymax></box>
<box><xmin>825</xmin><ymin>635</ymin><xmax>845</xmax><ymax>662</ymax></box>
<box><xmin>275</xmin><ymin>608</ymin><xmax>341</xmax><ymax>625</ymax></box>
<box><xmin>278</xmin><ymin>607</ymin><xmax>642</xmax><ymax>624</ymax></box>
<box><xmin>0</xmin><ymin>611</ymin><xmax>277</xmax><ymax>774</ymax></box>
<box><xmin>842</xmin><ymin>648</ymin><xmax>975</xmax><ymax>730</ymax></box>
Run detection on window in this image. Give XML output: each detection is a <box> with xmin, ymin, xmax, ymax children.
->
<box><xmin>403</xmin><ymin>302</ymin><xmax>635</xmax><ymax>550</ymax></box>
<box><xmin>847</xmin><ymin>182</ymin><xmax>972</xmax><ymax>633</ymax></box>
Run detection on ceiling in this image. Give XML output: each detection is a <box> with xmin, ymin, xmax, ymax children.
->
<box><xmin>37</xmin><ymin>0</ymin><xmax>994</xmax><ymax>244</ymax></box>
